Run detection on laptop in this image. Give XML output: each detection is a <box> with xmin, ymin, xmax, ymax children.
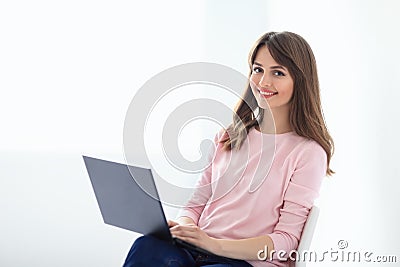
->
<box><xmin>82</xmin><ymin>155</ymin><xmax>216</xmax><ymax>256</ymax></box>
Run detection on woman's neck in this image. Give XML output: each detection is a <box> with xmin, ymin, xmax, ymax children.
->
<box><xmin>258</xmin><ymin>105</ymin><xmax>292</xmax><ymax>134</ymax></box>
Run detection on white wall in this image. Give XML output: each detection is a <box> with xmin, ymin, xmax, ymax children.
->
<box><xmin>264</xmin><ymin>0</ymin><xmax>400</xmax><ymax>266</ymax></box>
<box><xmin>1</xmin><ymin>0</ymin><xmax>399</xmax><ymax>266</ymax></box>
<box><xmin>0</xmin><ymin>0</ymin><xmax>205</xmax><ymax>154</ymax></box>
<box><xmin>0</xmin><ymin>1</ymin><xmax>207</xmax><ymax>266</ymax></box>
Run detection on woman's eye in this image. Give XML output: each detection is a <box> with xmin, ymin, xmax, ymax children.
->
<box><xmin>273</xmin><ymin>70</ymin><xmax>285</xmax><ymax>76</ymax></box>
<box><xmin>252</xmin><ymin>67</ymin><xmax>263</xmax><ymax>73</ymax></box>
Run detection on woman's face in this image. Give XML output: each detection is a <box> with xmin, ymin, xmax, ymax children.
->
<box><xmin>250</xmin><ymin>45</ymin><xmax>294</xmax><ymax>111</ymax></box>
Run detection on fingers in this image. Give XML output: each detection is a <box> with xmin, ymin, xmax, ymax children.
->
<box><xmin>170</xmin><ymin>225</ymin><xmax>210</xmax><ymax>250</ymax></box>
<box><xmin>167</xmin><ymin>220</ymin><xmax>179</xmax><ymax>228</ymax></box>
<box><xmin>170</xmin><ymin>224</ymin><xmax>198</xmax><ymax>232</ymax></box>
<box><xmin>170</xmin><ymin>224</ymin><xmax>199</xmax><ymax>239</ymax></box>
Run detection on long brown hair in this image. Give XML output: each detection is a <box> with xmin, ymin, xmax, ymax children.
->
<box><xmin>220</xmin><ymin>31</ymin><xmax>334</xmax><ymax>176</ymax></box>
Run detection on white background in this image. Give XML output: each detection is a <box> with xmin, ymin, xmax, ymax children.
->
<box><xmin>1</xmin><ymin>0</ymin><xmax>399</xmax><ymax>266</ymax></box>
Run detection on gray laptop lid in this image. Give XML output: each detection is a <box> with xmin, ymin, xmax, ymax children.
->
<box><xmin>83</xmin><ymin>156</ymin><xmax>172</xmax><ymax>241</ymax></box>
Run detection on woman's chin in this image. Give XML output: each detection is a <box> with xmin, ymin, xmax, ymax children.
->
<box><xmin>256</xmin><ymin>100</ymin><xmax>271</xmax><ymax>110</ymax></box>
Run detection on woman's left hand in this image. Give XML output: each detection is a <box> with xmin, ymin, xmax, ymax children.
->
<box><xmin>170</xmin><ymin>224</ymin><xmax>221</xmax><ymax>255</ymax></box>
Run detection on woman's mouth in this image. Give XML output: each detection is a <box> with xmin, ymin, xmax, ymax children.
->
<box><xmin>258</xmin><ymin>89</ymin><xmax>278</xmax><ymax>98</ymax></box>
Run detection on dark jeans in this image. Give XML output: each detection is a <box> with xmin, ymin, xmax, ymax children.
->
<box><xmin>122</xmin><ymin>235</ymin><xmax>253</xmax><ymax>267</ymax></box>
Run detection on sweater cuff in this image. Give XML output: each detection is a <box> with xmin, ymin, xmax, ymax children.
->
<box><xmin>268</xmin><ymin>231</ymin><xmax>299</xmax><ymax>261</ymax></box>
<box><xmin>177</xmin><ymin>208</ymin><xmax>201</xmax><ymax>225</ymax></box>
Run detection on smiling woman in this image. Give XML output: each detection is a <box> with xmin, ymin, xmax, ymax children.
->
<box><xmin>122</xmin><ymin>31</ymin><xmax>334</xmax><ymax>267</ymax></box>
<box><xmin>250</xmin><ymin>45</ymin><xmax>294</xmax><ymax>134</ymax></box>
<box><xmin>250</xmin><ymin>47</ymin><xmax>294</xmax><ymax>110</ymax></box>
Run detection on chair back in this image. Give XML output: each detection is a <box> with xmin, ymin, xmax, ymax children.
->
<box><xmin>294</xmin><ymin>205</ymin><xmax>320</xmax><ymax>267</ymax></box>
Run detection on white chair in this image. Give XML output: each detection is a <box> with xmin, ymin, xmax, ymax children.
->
<box><xmin>294</xmin><ymin>206</ymin><xmax>320</xmax><ymax>267</ymax></box>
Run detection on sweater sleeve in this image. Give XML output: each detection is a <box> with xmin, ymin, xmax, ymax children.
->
<box><xmin>177</xmin><ymin>131</ymin><xmax>222</xmax><ymax>225</ymax></box>
<box><xmin>268</xmin><ymin>141</ymin><xmax>327</xmax><ymax>258</ymax></box>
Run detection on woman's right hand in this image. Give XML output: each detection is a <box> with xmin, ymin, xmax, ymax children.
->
<box><xmin>167</xmin><ymin>220</ymin><xmax>179</xmax><ymax>228</ymax></box>
<box><xmin>168</xmin><ymin>216</ymin><xmax>196</xmax><ymax>228</ymax></box>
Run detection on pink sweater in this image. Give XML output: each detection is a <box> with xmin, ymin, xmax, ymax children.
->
<box><xmin>179</xmin><ymin>127</ymin><xmax>327</xmax><ymax>266</ymax></box>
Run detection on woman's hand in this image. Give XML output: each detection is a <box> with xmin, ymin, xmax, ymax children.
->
<box><xmin>168</xmin><ymin>216</ymin><xmax>196</xmax><ymax>228</ymax></box>
<box><xmin>169</xmin><ymin>224</ymin><xmax>221</xmax><ymax>255</ymax></box>
<box><xmin>167</xmin><ymin>220</ymin><xmax>180</xmax><ymax>228</ymax></box>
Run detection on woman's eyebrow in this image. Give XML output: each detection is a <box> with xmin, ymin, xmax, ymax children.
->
<box><xmin>270</xmin><ymin>65</ymin><xmax>287</xmax><ymax>71</ymax></box>
<box><xmin>253</xmin><ymin>61</ymin><xmax>287</xmax><ymax>71</ymax></box>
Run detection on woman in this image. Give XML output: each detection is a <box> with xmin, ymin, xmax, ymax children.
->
<box><xmin>123</xmin><ymin>31</ymin><xmax>334</xmax><ymax>267</ymax></box>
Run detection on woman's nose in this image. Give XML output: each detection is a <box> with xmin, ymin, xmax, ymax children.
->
<box><xmin>259</xmin><ymin>74</ymin><xmax>271</xmax><ymax>87</ymax></box>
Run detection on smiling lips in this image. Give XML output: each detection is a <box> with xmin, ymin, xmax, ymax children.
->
<box><xmin>258</xmin><ymin>88</ymin><xmax>278</xmax><ymax>98</ymax></box>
